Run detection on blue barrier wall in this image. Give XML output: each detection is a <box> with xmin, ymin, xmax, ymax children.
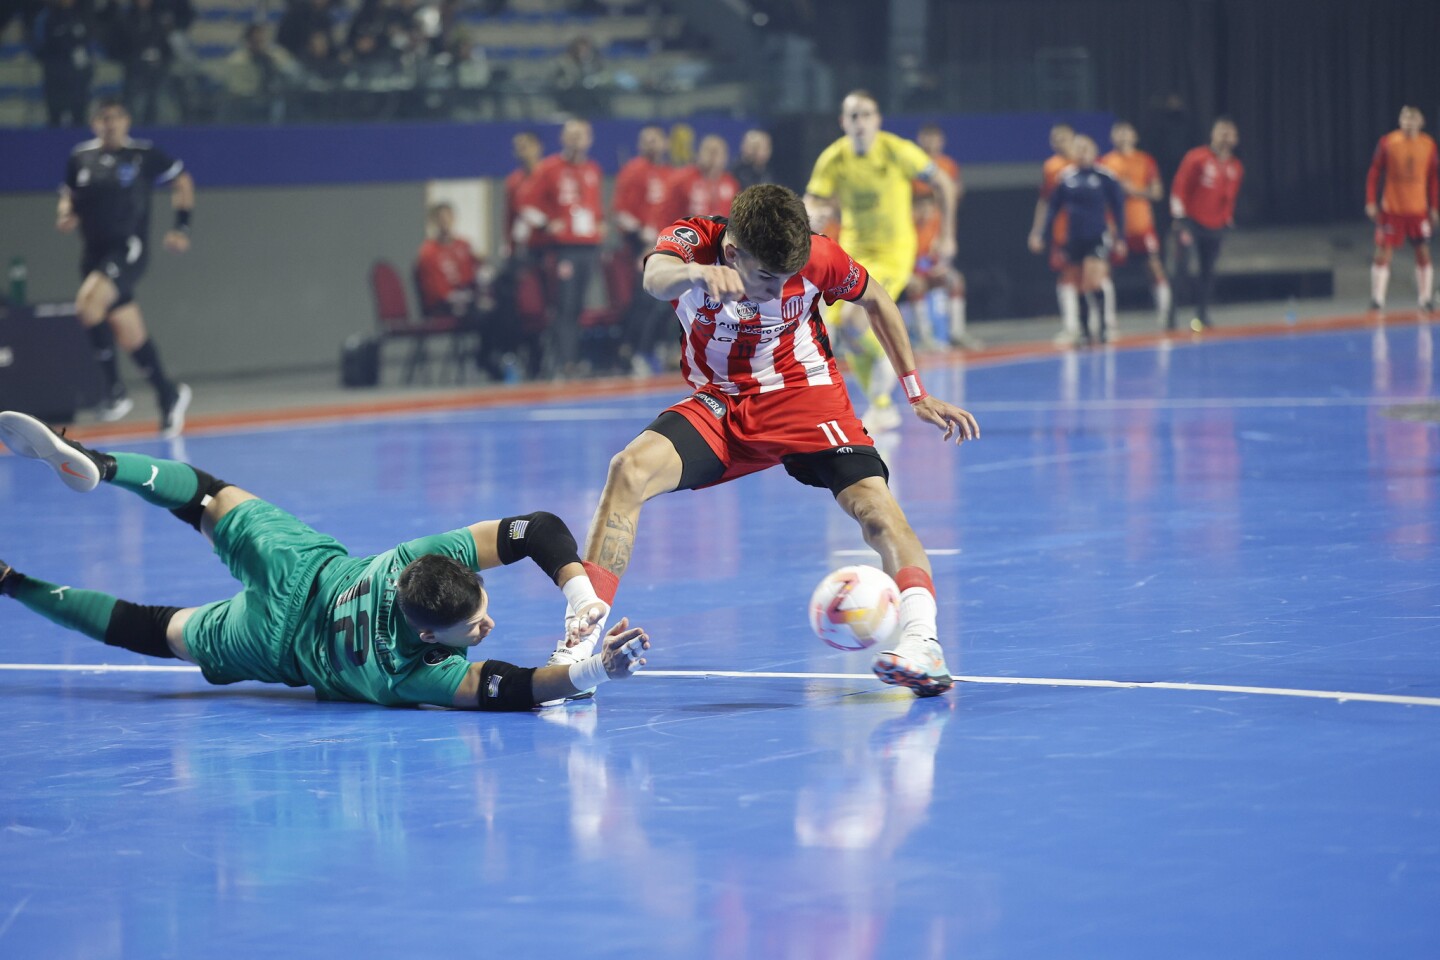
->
<box><xmin>0</xmin><ymin>112</ymin><xmax>1113</xmax><ymax>193</ymax></box>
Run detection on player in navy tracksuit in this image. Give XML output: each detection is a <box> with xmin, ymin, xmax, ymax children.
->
<box><xmin>1030</xmin><ymin>135</ymin><xmax>1127</xmax><ymax>343</ymax></box>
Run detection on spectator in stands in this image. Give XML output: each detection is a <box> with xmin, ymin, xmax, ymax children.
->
<box><xmin>612</xmin><ymin>124</ymin><xmax>673</xmax><ymax>375</ymax></box>
<box><xmin>298</xmin><ymin>28</ymin><xmax>343</xmax><ymax>83</ymax></box>
<box><xmin>730</xmin><ymin>129</ymin><xmax>772</xmax><ymax>190</ymax></box>
<box><xmin>31</xmin><ymin>0</ymin><xmax>98</xmax><ymax>127</ymax></box>
<box><xmin>220</xmin><ymin>22</ymin><xmax>298</xmax><ymax>123</ymax></box>
<box><xmin>662</xmin><ymin>133</ymin><xmax>740</xmax><ymax>226</ymax></box>
<box><xmin>516</xmin><ymin>118</ymin><xmax>604</xmax><ymax>379</ymax></box>
<box><xmin>551</xmin><ymin>35</ymin><xmax>608</xmax><ymax>118</ymax></box>
<box><xmin>276</xmin><ymin>0</ymin><xmax>334</xmax><ymax>61</ymax></box>
<box><xmin>346</xmin><ymin>0</ymin><xmax>403</xmax><ymax>72</ymax></box>
<box><xmin>105</xmin><ymin>0</ymin><xmax>178</xmax><ymax>124</ymax></box>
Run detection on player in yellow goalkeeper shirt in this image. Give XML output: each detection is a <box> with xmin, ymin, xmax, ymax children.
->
<box><xmin>805</xmin><ymin>91</ymin><xmax>958</xmax><ymax>432</ymax></box>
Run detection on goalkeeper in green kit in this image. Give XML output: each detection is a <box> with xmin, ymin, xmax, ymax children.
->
<box><xmin>0</xmin><ymin>412</ymin><xmax>648</xmax><ymax>710</ymax></box>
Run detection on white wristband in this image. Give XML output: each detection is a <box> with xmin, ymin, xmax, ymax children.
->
<box><xmin>562</xmin><ymin>575</ymin><xmax>603</xmax><ymax>615</ymax></box>
<box><xmin>901</xmin><ymin>370</ymin><xmax>927</xmax><ymax>403</ymax></box>
<box><xmin>568</xmin><ymin>653</ymin><xmax>609</xmax><ymax>691</ymax></box>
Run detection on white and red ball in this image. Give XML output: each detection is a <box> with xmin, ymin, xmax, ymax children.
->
<box><xmin>808</xmin><ymin>565</ymin><xmax>901</xmax><ymax>651</ymax></box>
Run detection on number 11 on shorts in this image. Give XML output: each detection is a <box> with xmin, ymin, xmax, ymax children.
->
<box><xmin>818</xmin><ymin>420</ymin><xmax>851</xmax><ymax>445</ymax></box>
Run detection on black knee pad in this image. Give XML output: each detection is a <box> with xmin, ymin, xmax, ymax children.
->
<box><xmin>170</xmin><ymin>469</ymin><xmax>232</xmax><ymax>532</ymax></box>
<box><xmin>495</xmin><ymin>512</ymin><xmax>581</xmax><ymax>581</ymax></box>
<box><xmin>104</xmin><ymin>601</ymin><xmax>182</xmax><ymax>659</ymax></box>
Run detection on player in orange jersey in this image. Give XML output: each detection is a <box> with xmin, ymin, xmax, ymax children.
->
<box><xmin>1100</xmin><ymin>121</ymin><xmax>1171</xmax><ymax>328</ymax></box>
<box><xmin>913</xmin><ymin>123</ymin><xmax>978</xmax><ymax>349</ymax></box>
<box><xmin>1029</xmin><ymin>123</ymin><xmax>1082</xmax><ymax>345</ymax></box>
<box><xmin>1366</xmin><ymin>106</ymin><xmax>1440</xmax><ymax>312</ymax></box>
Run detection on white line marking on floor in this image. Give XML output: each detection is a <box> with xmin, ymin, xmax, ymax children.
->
<box><xmin>833</xmin><ymin>549</ymin><xmax>962</xmax><ymax>557</ymax></box>
<box><xmin>4</xmin><ymin>663</ymin><xmax>1436</xmax><ymax>707</ymax></box>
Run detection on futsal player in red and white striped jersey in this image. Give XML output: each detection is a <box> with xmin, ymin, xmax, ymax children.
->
<box><xmin>548</xmin><ymin>184</ymin><xmax>980</xmax><ymax>697</ymax></box>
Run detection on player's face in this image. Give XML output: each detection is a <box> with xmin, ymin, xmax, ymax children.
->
<box><xmin>639</xmin><ymin>126</ymin><xmax>666</xmax><ymax>159</ymax></box>
<box><xmin>433</xmin><ymin>206</ymin><xmax>455</xmax><ymax>234</ymax></box>
<box><xmin>918</xmin><ymin>129</ymin><xmax>943</xmax><ymax>156</ymax></box>
<box><xmin>422</xmin><ymin>585</ymin><xmax>493</xmax><ymax>647</ymax></box>
<box><xmin>742</xmin><ymin>131</ymin><xmax>771</xmax><ymax>165</ymax></box>
<box><xmin>1071</xmin><ymin>137</ymin><xmax>1097</xmax><ymax>166</ymax></box>
<box><xmin>840</xmin><ymin>96</ymin><xmax>881</xmax><ymax>150</ymax></box>
<box><xmin>1111</xmin><ymin>124</ymin><xmax>1136</xmax><ymax>151</ymax></box>
<box><xmin>1212</xmin><ymin>121</ymin><xmax>1238</xmax><ymax>152</ymax></box>
<box><xmin>1050</xmin><ymin>126</ymin><xmax>1074</xmax><ymax>155</ymax></box>
<box><xmin>561</xmin><ymin>121</ymin><xmax>593</xmax><ymax>156</ymax></box>
<box><xmin>514</xmin><ymin>134</ymin><xmax>540</xmax><ymax>165</ymax></box>
<box><xmin>723</xmin><ymin>242</ymin><xmax>792</xmax><ymax>303</ymax></box>
<box><xmin>91</xmin><ymin>106</ymin><xmax>130</xmax><ymax>146</ymax></box>
<box><xmin>698</xmin><ymin>137</ymin><xmax>728</xmax><ymax>174</ymax></box>
<box><xmin>1399</xmin><ymin>109</ymin><xmax>1424</xmax><ymax>136</ymax></box>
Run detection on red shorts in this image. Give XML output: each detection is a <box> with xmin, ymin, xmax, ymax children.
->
<box><xmin>1375</xmin><ymin>212</ymin><xmax>1433</xmax><ymax>249</ymax></box>
<box><xmin>1112</xmin><ymin>230</ymin><xmax>1161</xmax><ymax>264</ymax></box>
<box><xmin>665</xmin><ymin>380</ymin><xmax>874</xmax><ymax>488</ymax></box>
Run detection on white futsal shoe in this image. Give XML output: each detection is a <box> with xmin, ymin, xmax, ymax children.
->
<box><xmin>872</xmin><ymin>634</ymin><xmax>955</xmax><ymax>697</ymax></box>
<box><xmin>539</xmin><ymin>602</ymin><xmax>609</xmax><ymax>706</ymax></box>
<box><xmin>862</xmin><ymin>402</ymin><xmax>903</xmax><ymax>433</ymax></box>
<box><xmin>0</xmin><ymin>411</ymin><xmax>107</xmax><ymax>493</ymax></box>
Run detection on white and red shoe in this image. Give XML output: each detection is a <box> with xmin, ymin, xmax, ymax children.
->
<box><xmin>873</xmin><ymin>635</ymin><xmax>955</xmax><ymax>697</ymax></box>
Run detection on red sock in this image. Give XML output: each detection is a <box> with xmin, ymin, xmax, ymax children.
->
<box><xmin>582</xmin><ymin>560</ymin><xmax>620</xmax><ymax>605</ymax></box>
<box><xmin>895</xmin><ymin>566</ymin><xmax>935</xmax><ymax>596</ymax></box>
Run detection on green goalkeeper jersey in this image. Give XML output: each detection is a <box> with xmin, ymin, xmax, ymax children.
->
<box><xmin>294</xmin><ymin>529</ymin><xmax>477</xmax><ymax>706</ymax></box>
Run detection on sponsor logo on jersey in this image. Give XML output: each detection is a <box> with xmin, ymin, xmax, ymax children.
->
<box><xmin>424</xmin><ymin>647</ymin><xmax>451</xmax><ymax>665</ymax></box>
<box><xmin>827</xmin><ymin>261</ymin><xmax>862</xmax><ymax>300</ymax></box>
<box><xmin>692</xmin><ymin>392</ymin><xmax>726</xmax><ymax>419</ymax></box>
<box><xmin>673</xmin><ymin>226</ymin><xmax>700</xmax><ymax>246</ymax></box>
<box><xmin>781</xmin><ymin>296</ymin><xmax>806</xmax><ymax>321</ymax></box>
<box><xmin>836</xmin><ymin>446</ymin><xmax>854</xmax><ymax>454</ymax></box>
<box><xmin>702</xmin><ymin>294</ymin><xmax>722</xmax><ymax>311</ymax></box>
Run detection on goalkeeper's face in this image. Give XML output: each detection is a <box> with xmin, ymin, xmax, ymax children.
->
<box><xmin>840</xmin><ymin>94</ymin><xmax>882</xmax><ymax>152</ymax></box>
<box><xmin>418</xmin><ymin>586</ymin><xmax>494</xmax><ymax>647</ymax></box>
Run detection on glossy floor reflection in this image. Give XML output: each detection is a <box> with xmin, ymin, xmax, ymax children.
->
<box><xmin>2</xmin><ymin>321</ymin><xmax>1438</xmax><ymax>958</ymax></box>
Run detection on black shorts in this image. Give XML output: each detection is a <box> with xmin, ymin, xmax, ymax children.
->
<box><xmin>81</xmin><ymin>236</ymin><xmax>149</xmax><ymax>308</ymax></box>
<box><xmin>646</xmin><ymin>409</ymin><xmax>890</xmax><ymax>497</ymax></box>
<box><xmin>1063</xmin><ymin>234</ymin><xmax>1112</xmax><ymax>265</ymax></box>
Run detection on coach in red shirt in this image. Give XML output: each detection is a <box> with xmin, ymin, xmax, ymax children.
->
<box><xmin>516</xmin><ymin>119</ymin><xmax>605</xmax><ymax>378</ymax></box>
<box><xmin>1168</xmin><ymin>117</ymin><xmax>1244</xmax><ymax>330</ymax></box>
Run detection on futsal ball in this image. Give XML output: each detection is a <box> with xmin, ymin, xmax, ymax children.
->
<box><xmin>808</xmin><ymin>565</ymin><xmax>901</xmax><ymax>651</ymax></box>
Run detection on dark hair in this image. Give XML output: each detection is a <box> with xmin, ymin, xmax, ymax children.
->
<box><xmin>428</xmin><ymin>201</ymin><xmax>454</xmax><ymax>220</ymax></box>
<box><xmin>91</xmin><ymin>96</ymin><xmax>127</xmax><ymax>117</ymax></box>
<box><xmin>1212</xmin><ymin>115</ymin><xmax>1237</xmax><ymax>129</ymax></box>
<box><xmin>917</xmin><ymin>123</ymin><xmax>943</xmax><ymax>137</ymax></box>
<box><xmin>728</xmin><ymin>184</ymin><xmax>811</xmax><ymax>275</ymax></box>
<box><xmin>396</xmin><ymin>554</ymin><xmax>483</xmax><ymax>631</ymax></box>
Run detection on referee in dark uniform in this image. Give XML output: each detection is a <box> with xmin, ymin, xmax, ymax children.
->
<box><xmin>57</xmin><ymin>96</ymin><xmax>194</xmax><ymax>436</ymax></box>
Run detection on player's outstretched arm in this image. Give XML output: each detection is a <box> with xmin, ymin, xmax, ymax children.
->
<box><xmin>642</xmin><ymin>251</ymin><xmax>744</xmax><ymax>302</ymax></box>
<box><xmin>449</xmin><ymin>619</ymin><xmax>649</xmax><ymax>710</ymax></box>
<box><xmin>858</xmin><ymin>281</ymin><xmax>980</xmax><ymax>445</ymax></box>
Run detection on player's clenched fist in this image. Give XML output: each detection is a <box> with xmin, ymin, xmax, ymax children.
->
<box><xmin>691</xmin><ymin>263</ymin><xmax>747</xmax><ymax>301</ymax></box>
<box><xmin>600</xmin><ymin>618</ymin><xmax>649</xmax><ymax>678</ymax></box>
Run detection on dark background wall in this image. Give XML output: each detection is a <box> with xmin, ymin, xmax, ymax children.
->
<box><xmin>924</xmin><ymin>0</ymin><xmax>1440</xmax><ymax>224</ymax></box>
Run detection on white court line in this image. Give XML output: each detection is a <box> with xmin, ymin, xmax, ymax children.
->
<box><xmin>833</xmin><ymin>549</ymin><xmax>962</xmax><ymax>556</ymax></box>
<box><xmin>3</xmin><ymin>663</ymin><xmax>1438</xmax><ymax>708</ymax></box>
<box><xmin>969</xmin><ymin>396</ymin><xmax>1429</xmax><ymax>411</ymax></box>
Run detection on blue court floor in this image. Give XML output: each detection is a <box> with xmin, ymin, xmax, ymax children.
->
<box><xmin>2</xmin><ymin>320</ymin><xmax>1438</xmax><ymax>958</ymax></box>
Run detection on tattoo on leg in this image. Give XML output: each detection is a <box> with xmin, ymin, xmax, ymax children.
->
<box><xmin>597</xmin><ymin>513</ymin><xmax>636</xmax><ymax>576</ymax></box>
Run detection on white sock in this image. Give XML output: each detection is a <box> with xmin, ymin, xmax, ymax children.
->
<box><xmin>948</xmin><ymin>294</ymin><xmax>967</xmax><ymax>342</ymax></box>
<box><xmin>912</xmin><ymin>297</ymin><xmax>932</xmax><ymax>344</ymax></box>
<box><xmin>1418</xmin><ymin>264</ymin><xmax>1434</xmax><ymax>305</ymax></box>
<box><xmin>1058</xmin><ymin>284</ymin><xmax>1079</xmax><ymax>334</ymax></box>
<box><xmin>1101</xmin><ymin>278</ymin><xmax>1117</xmax><ymax>336</ymax></box>
<box><xmin>898</xmin><ymin>586</ymin><xmax>938</xmax><ymax>642</ymax></box>
<box><xmin>1154</xmin><ymin>281</ymin><xmax>1172</xmax><ymax>327</ymax></box>
<box><xmin>868</xmin><ymin>353</ymin><xmax>899</xmax><ymax>407</ymax></box>
<box><xmin>1372</xmin><ymin>263</ymin><xmax>1390</xmax><ymax>306</ymax></box>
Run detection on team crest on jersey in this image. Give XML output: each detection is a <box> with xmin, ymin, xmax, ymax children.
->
<box><xmin>781</xmin><ymin>296</ymin><xmax>805</xmax><ymax>320</ymax></box>
<box><xmin>735</xmin><ymin>300</ymin><xmax>758</xmax><ymax>321</ymax></box>
<box><xmin>117</xmin><ymin>163</ymin><xmax>138</xmax><ymax>187</ymax></box>
<box><xmin>673</xmin><ymin>226</ymin><xmax>700</xmax><ymax>246</ymax></box>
